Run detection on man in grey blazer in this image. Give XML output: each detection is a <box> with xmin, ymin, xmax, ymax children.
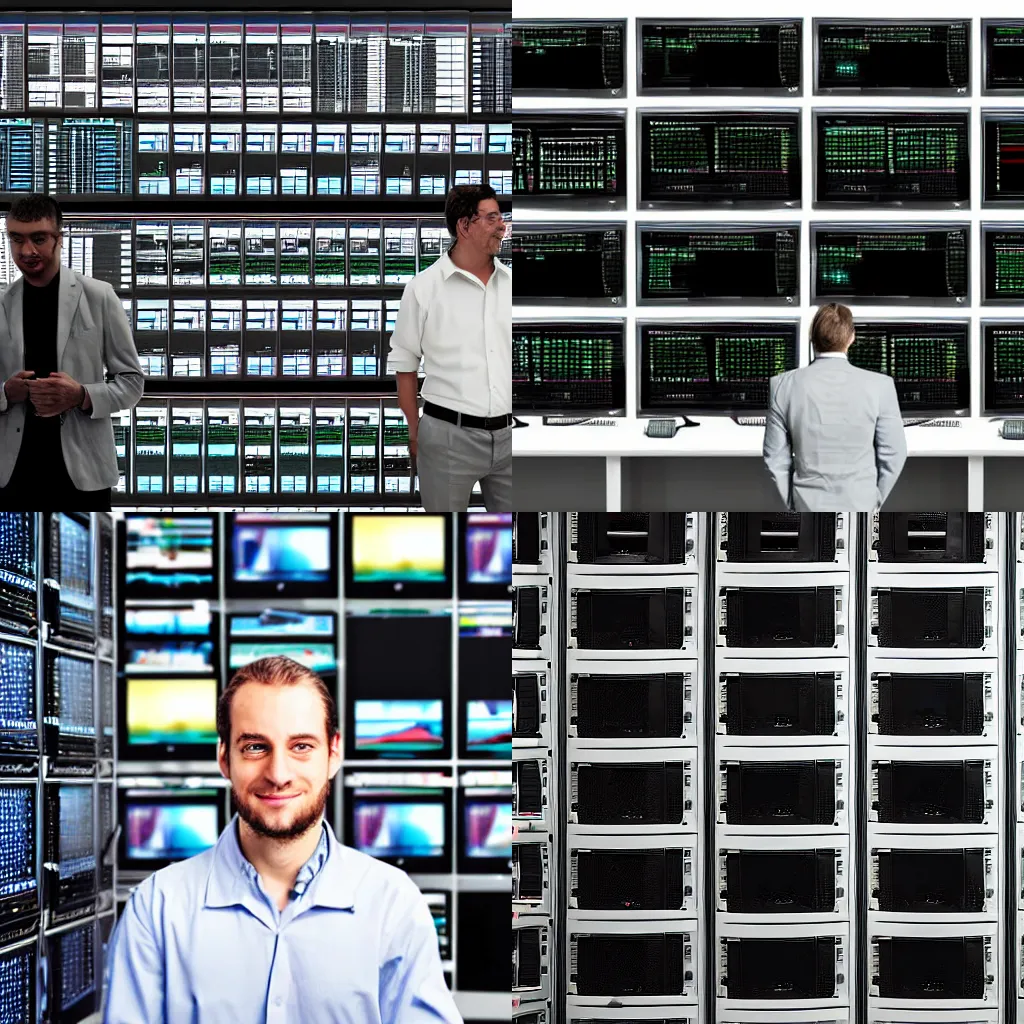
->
<box><xmin>763</xmin><ymin>302</ymin><xmax>907</xmax><ymax>511</ymax></box>
<box><xmin>0</xmin><ymin>194</ymin><xmax>143</xmax><ymax>509</ymax></box>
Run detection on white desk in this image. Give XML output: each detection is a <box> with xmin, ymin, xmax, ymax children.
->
<box><xmin>513</xmin><ymin>417</ymin><xmax>1024</xmax><ymax>510</ymax></box>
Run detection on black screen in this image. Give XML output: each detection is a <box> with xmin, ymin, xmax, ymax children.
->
<box><xmin>816</xmin><ymin>20</ymin><xmax>970</xmax><ymax>92</ymax></box>
<box><xmin>875</xmin><ymin>849</ymin><xmax>985</xmax><ymax>913</ymax></box>
<box><xmin>874</xmin><ymin>760</ymin><xmax>985</xmax><ymax>823</ymax></box>
<box><xmin>513</xmin><ymin>321</ymin><xmax>627</xmax><ymax>415</ymax></box>
<box><xmin>875</xmin><ymin>937</ymin><xmax>985</xmax><ymax>998</ymax></box>
<box><xmin>512</xmin><ymin>514</ymin><xmax>541</xmax><ymax>565</ymax></box>
<box><xmin>574</xmin><ymin>849</ymin><xmax>687</xmax><ymax>910</ymax></box>
<box><xmin>639</xmin><ymin>111</ymin><xmax>801</xmax><ymax>205</ymax></box>
<box><xmin>983</xmin><ymin>229</ymin><xmax>1024</xmax><ymax>303</ymax></box>
<box><xmin>513</xmin><ymin>225</ymin><xmax>625</xmax><ymax>303</ymax></box>
<box><xmin>575</xmin><ymin>934</ymin><xmax>688</xmax><ymax>996</ymax></box>
<box><xmin>639</xmin><ymin>321</ymin><xmax>799</xmax><ymax>415</ymax></box>
<box><xmin>573</xmin><ymin>589</ymin><xmax>686</xmax><ymax>650</ymax></box>
<box><xmin>812</xmin><ymin>225</ymin><xmax>969</xmax><ymax>304</ymax></box>
<box><xmin>985</xmin><ymin>21</ymin><xmax>1024</xmax><ymax>92</ymax></box>
<box><xmin>846</xmin><ymin>321</ymin><xmax>970</xmax><ymax>414</ymax></box>
<box><xmin>725</xmin><ymin>761</ymin><xmax>836</xmax><ymax>826</ymax></box>
<box><xmin>458</xmin><ymin>892</ymin><xmax>508</xmax><ymax>991</ymax></box>
<box><xmin>512</xmin><ymin>21</ymin><xmax>625</xmax><ymax>94</ymax></box>
<box><xmin>639</xmin><ymin>20</ymin><xmax>801</xmax><ymax>92</ymax></box>
<box><xmin>983</xmin><ymin>114</ymin><xmax>1024</xmax><ymax>202</ymax></box>
<box><xmin>816</xmin><ymin>112</ymin><xmax>969</xmax><ymax>204</ymax></box>
<box><xmin>984</xmin><ymin>321</ymin><xmax>1024</xmax><ymax>412</ymax></box>
<box><xmin>639</xmin><ymin>225</ymin><xmax>799</xmax><ymax>303</ymax></box>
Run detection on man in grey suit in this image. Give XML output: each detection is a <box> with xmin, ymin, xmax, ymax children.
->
<box><xmin>763</xmin><ymin>302</ymin><xmax>907</xmax><ymax>511</ymax></box>
<box><xmin>0</xmin><ymin>194</ymin><xmax>143</xmax><ymax>510</ymax></box>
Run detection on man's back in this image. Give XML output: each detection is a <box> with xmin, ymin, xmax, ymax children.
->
<box><xmin>763</xmin><ymin>357</ymin><xmax>907</xmax><ymax>511</ymax></box>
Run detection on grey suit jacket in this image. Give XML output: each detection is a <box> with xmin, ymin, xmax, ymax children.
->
<box><xmin>0</xmin><ymin>268</ymin><xmax>144</xmax><ymax>491</ymax></box>
<box><xmin>762</xmin><ymin>356</ymin><xmax>908</xmax><ymax>511</ymax></box>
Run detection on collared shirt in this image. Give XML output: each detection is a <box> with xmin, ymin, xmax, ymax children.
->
<box><xmin>388</xmin><ymin>250</ymin><xmax>511</xmax><ymax>418</ymax></box>
<box><xmin>103</xmin><ymin>816</ymin><xmax>461</xmax><ymax>1024</ymax></box>
<box><xmin>814</xmin><ymin>351</ymin><xmax>848</xmax><ymax>359</ymax></box>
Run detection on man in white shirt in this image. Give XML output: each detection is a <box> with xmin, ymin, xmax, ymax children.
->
<box><xmin>389</xmin><ymin>185</ymin><xmax>511</xmax><ymax>512</ymax></box>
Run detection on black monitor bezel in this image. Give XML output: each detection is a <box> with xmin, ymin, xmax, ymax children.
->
<box><xmin>512</xmin><ymin>19</ymin><xmax>628</xmax><ymax>99</ymax></box>
<box><xmin>457</xmin><ymin>514</ymin><xmax>512</xmax><ymax>600</ymax></box>
<box><xmin>119</xmin><ymin>512</ymin><xmax>220</xmax><ymax>600</ymax></box>
<box><xmin>982</xmin><ymin>317</ymin><xmax>1024</xmax><ymax>415</ymax></box>
<box><xmin>343</xmin><ymin>514</ymin><xmax>453</xmax><ymax>599</ymax></box>
<box><xmin>982</xmin><ymin>20</ymin><xmax>1024</xmax><ymax>95</ymax></box>
<box><xmin>981</xmin><ymin>222</ymin><xmax>1024</xmax><ymax>302</ymax></box>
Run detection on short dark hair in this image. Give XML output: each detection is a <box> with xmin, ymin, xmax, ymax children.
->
<box><xmin>7</xmin><ymin>194</ymin><xmax>62</xmax><ymax>231</ymax></box>
<box><xmin>216</xmin><ymin>656</ymin><xmax>338</xmax><ymax>750</ymax></box>
<box><xmin>810</xmin><ymin>302</ymin><xmax>855</xmax><ymax>353</ymax></box>
<box><xmin>445</xmin><ymin>184</ymin><xmax>499</xmax><ymax>240</ymax></box>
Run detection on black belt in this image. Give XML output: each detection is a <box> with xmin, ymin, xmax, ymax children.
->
<box><xmin>424</xmin><ymin>402</ymin><xmax>512</xmax><ymax>431</ymax></box>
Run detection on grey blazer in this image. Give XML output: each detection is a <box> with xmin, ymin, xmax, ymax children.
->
<box><xmin>0</xmin><ymin>268</ymin><xmax>144</xmax><ymax>491</ymax></box>
<box><xmin>762</xmin><ymin>356</ymin><xmax>908</xmax><ymax>511</ymax></box>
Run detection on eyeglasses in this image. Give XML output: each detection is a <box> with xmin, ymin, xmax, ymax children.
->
<box><xmin>469</xmin><ymin>212</ymin><xmax>505</xmax><ymax>226</ymax></box>
<box><xmin>8</xmin><ymin>232</ymin><xmax>59</xmax><ymax>249</ymax></box>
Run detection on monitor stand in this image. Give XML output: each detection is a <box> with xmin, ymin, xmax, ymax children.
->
<box><xmin>513</xmin><ymin>417</ymin><xmax>528</xmax><ymax>428</ymax></box>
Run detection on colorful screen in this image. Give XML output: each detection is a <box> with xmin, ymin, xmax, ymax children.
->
<box><xmin>350</xmin><ymin>516</ymin><xmax>446</xmax><ymax>582</ymax></box>
<box><xmin>354</xmin><ymin>700</ymin><xmax>444</xmax><ymax>754</ymax></box>
<box><xmin>466</xmin><ymin>700</ymin><xmax>512</xmax><ymax>756</ymax></box>
<box><xmin>126</xmin><ymin>677</ymin><xmax>218</xmax><ymax>745</ymax></box>
<box><xmin>353</xmin><ymin>801</ymin><xmax>445</xmax><ymax>858</ymax></box>
<box><xmin>125</xmin><ymin>802</ymin><xmax>220</xmax><ymax>860</ymax></box>
<box><xmin>228</xmin><ymin>642</ymin><xmax>337</xmax><ymax>672</ymax></box>
<box><xmin>464</xmin><ymin>513</ymin><xmax>512</xmax><ymax>584</ymax></box>
<box><xmin>124</xmin><ymin>606</ymin><xmax>212</xmax><ymax>635</ymax></box>
<box><xmin>232</xmin><ymin>520</ymin><xmax>332</xmax><ymax>583</ymax></box>
<box><xmin>125</xmin><ymin>516</ymin><xmax>215</xmax><ymax>588</ymax></box>
<box><xmin>124</xmin><ymin>640</ymin><xmax>215</xmax><ymax>674</ymax></box>
<box><xmin>465</xmin><ymin>802</ymin><xmax>513</xmax><ymax>858</ymax></box>
<box><xmin>230</xmin><ymin>612</ymin><xmax>335</xmax><ymax>636</ymax></box>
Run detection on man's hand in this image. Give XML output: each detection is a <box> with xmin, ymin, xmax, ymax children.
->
<box><xmin>27</xmin><ymin>371</ymin><xmax>85</xmax><ymax>418</ymax></box>
<box><xmin>3</xmin><ymin>370</ymin><xmax>35</xmax><ymax>404</ymax></box>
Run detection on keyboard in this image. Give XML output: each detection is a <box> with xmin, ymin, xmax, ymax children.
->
<box><xmin>543</xmin><ymin>417</ymin><xmax>617</xmax><ymax>427</ymax></box>
<box><xmin>904</xmin><ymin>418</ymin><xmax>962</xmax><ymax>428</ymax></box>
<box><xmin>735</xmin><ymin>416</ymin><xmax>766</xmax><ymax>427</ymax></box>
<box><xmin>1002</xmin><ymin>418</ymin><xmax>1024</xmax><ymax>440</ymax></box>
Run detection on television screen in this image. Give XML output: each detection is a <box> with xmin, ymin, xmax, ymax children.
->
<box><xmin>352</xmin><ymin>801</ymin><xmax>446</xmax><ymax>859</ymax></box>
<box><xmin>228</xmin><ymin>642</ymin><xmax>337</xmax><ymax>673</ymax></box>
<box><xmin>0</xmin><ymin>783</ymin><xmax>37</xmax><ymax>914</ymax></box>
<box><xmin>229</xmin><ymin>611</ymin><xmax>335</xmax><ymax>637</ymax></box>
<box><xmin>345</xmin><ymin>515</ymin><xmax>452</xmax><ymax>598</ymax></box>
<box><xmin>465</xmin><ymin>802</ymin><xmax>513</xmax><ymax>859</ymax></box>
<box><xmin>0</xmin><ymin>639</ymin><xmax>37</xmax><ymax>762</ymax></box>
<box><xmin>52</xmin><ymin>512</ymin><xmax>94</xmax><ymax>642</ymax></box>
<box><xmin>466</xmin><ymin>701</ymin><xmax>513</xmax><ymax>757</ymax></box>
<box><xmin>125</xmin><ymin>677</ymin><xmax>218</xmax><ymax>747</ymax></box>
<box><xmin>354</xmin><ymin>700</ymin><xmax>445</xmax><ymax>756</ymax></box>
<box><xmin>125</xmin><ymin>803</ymin><xmax>221</xmax><ymax>861</ymax></box>
<box><xmin>459</xmin><ymin>514</ymin><xmax>512</xmax><ymax>598</ymax></box>
<box><xmin>228</xmin><ymin>513</ymin><xmax>337</xmax><ymax>597</ymax></box>
<box><xmin>123</xmin><ymin>515</ymin><xmax>216</xmax><ymax>596</ymax></box>
<box><xmin>422</xmin><ymin>891</ymin><xmax>451</xmax><ymax>961</ymax></box>
<box><xmin>0</xmin><ymin>941</ymin><xmax>34</xmax><ymax>1024</ymax></box>
<box><xmin>124</xmin><ymin>640</ymin><xmax>216</xmax><ymax>674</ymax></box>
<box><xmin>0</xmin><ymin>511</ymin><xmax>36</xmax><ymax>629</ymax></box>
<box><xmin>124</xmin><ymin>605</ymin><xmax>212</xmax><ymax>636</ymax></box>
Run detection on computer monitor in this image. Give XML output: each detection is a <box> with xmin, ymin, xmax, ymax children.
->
<box><xmin>513</xmin><ymin>223</ymin><xmax>626</xmax><ymax>305</ymax></box>
<box><xmin>458</xmin><ymin>514</ymin><xmax>512</xmax><ymax>599</ymax></box>
<box><xmin>814</xmin><ymin>19</ymin><xmax>970</xmax><ymax>93</ymax></box>
<box><xmin>457</xmin><ymin>892</ymin><xmax>508</xmax><ymax>991</ymax></box>
<box><xmin>814</xmin><ymin>111</ymin><xmax>970</xmax><ymax>206</ymax></box>
<box><xmin>0</xmin><ymin>512</ymin><xmax>36</xmax><ymax>632</ymax></box>
<box><xmin>344</xmin><ymin>770</ymin><xmax>452</xmax><ymax>873</ymax></box>
<box><xmin>984</xmin><ymin>20</ymin><xmax>1024</xmax><ymax>93</ymax></box>
<box><xmin>638</xmin><ymin>320</ymin><xmax>800</xmax><ymax>416</ymax></box>
<box><xmin>44</xmin><ymin>783</ymin><xmax>96</xmax><ymax>918</ymax></box>
<box><xmin>227</xmin><ymin>512</ymin><xmax>338</xmax><ymax>598</ymax></box>
<box><xmin>983</xmin><ymin>320</ymin><xmax>1024</xmax><ymax>414</ymax></box>
<box><xmin>513</xmin><ymin>320</ymin><xmax>628</xmax><ymax>417</ymax></box>
<box><xmin>43</xmin><ymin>650</ymin><xmax>96</xmax><ymax>764</ymax></box>
<box><xmin>123</xmin><ymin>604</ymin><xmax>213</xmax><ymax>636</ymax></box>
<box><xmin>344</xmin><ymin>515</ymin><xmax>452</xmax><ymax>599</ymax></box>
<box><xmin>120</xmin><ymin>676</ymin><xmax>219</xmax><ymax>761</ymax></box>
<box><xmin>46</xmin><ymin>919</ymin><xmax>96</xmax><ymax>1024</ymax></box>
<box><xmin>512</xmin><ymin>20</ymin><xmax>626</xmax><ymax>97</ymax></box>
<box><xmin>45</xmin><ymin>512</ymin><xmax>94</xmax><ymax>646</ymax></box>
<box><xmin>847</xmin><ymin>320</ymin><xmax>970</xmax><ymax>416</ymax></box>
<box><xmin>123</xmin><ymin>639</ymin><xmax>217</xmax><ymax>676</ymax></box>
<box><xmin>459</xmin><ymin>602</ymin><xmax>513</xmax><ymax>759</ymax></box>
<box><xmin>345</xmin><ymin>611</ymin><xmax>452</xmax><ymax>760</ymax></box>
<box><xmin>638</xmin><ymin>19</ymin><xmax>802</xmax><ymax>93</ymax></box>
<box><xmin>513</xmin><ymin>112</ymin><xmax>627</xmax><ymax>208</ymax></box>
<box><xmin>638</xmin><ymin>110</ymin><xmax>801</xmax><ymax>207</ymax></box>
<box><xmin>0</xmin><ymin>939</ymin><xmax>36</xmax><ymax>1024</ymax></box>
<box><xmin>228</xmin><ymin>641</ymin><xmax>337</xmax><ymax>675</ymax></box>
<box><xmin>229</xmin><ymin>610</ymin><xmax>336</xmax><ymax>638</ymax></box>
<box><xmin>421</xmin><ymin>890</ymin><xmax>451</xmax><ymax>962</ymax></box>
<box><xmin>982</xmin><ymin>225</ymin><xmax>1024</xmax><ymax>303</ymax></box>
<box><xmin>118</xmin><ymin>786</ymin><xmax>226</xmax><ymax>872</ymax></box>
<box><xmin>638</xmin><ymin>224</ymin><xmax>800</xmax><ymax>305</ymax></box>
<box><xmin>0</xmin><ymin>782</ymin><xmax>38</xmax><ymax>931</ymax></box>
<box><xmin>0</xmin><ymin>638</ymin><xmax>36</xmax><ymax>765</ymax></box>
<box><xmin>983</xmin><ymin>113</ymin><xmax>1024</xmax><ymax>203</ymax></box>
<box><xmin>121</xmin><ymin>514</ymin><xmax>218</xmax><ymax>598</ymax></box>
<box><xmin>810</xmin><ymin>223</ymin><xmax>969</xmax><ymax>305</ymax></box>
<box><xmin>457</xmin><ymin>779</ymin><xmax>513</xmax><ymax>874</ymax></box>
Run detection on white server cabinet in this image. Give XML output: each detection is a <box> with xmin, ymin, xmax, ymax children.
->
<box><xmin>867</xmin><ymin>832</ymin><xmax>1000</xmax><ymax>922</ymax></box>
<box><xmin>716</xmin><ymin>920</ymin><xmax>851</xmax><ymax>1010</ymax></box>
<box><xmin>716</xmin><ymin>744</ymin><xmax>849</xmax><ymax>836</ymax></box>
<box><xmin>513</xmin><ymin>1000</ymin><xmax>551</xmax><ymax>1024</ymax></box>
<box><xmin>567</xmin><ymin>916</ymin><xmax>699</xmax><ymax>1006</ymax></box>
<box><xmin>514</xmin><ymin>576</ymin><xmax>551</xmax><ymax>662</ymax></box>
<box><xmin>869</xmin><ymin>513</ymin><xmax>998</xmax><ymax>571</ymax></box>
<box><xmin>870</xmin><ymin>1012</ymin><xmax>998</xmax><ymax>1024</ymax></box>
<box><xmin>716</xmin><ymin>512</ymin><xmax>850</xmax><ymax>571</ymax></box>
<box><xmin>868</xmin><ymin>573</ymin><xmax>999</xmax><ymax>658</ymax></box>
<box><xmin>514</xmin><ymin>662</ymin><xmax>552</xmax><ymax>751</ymax></box>
<box><xmin>566</xmin><ymin>1003</ymin><xmax>698</xmax><ymax>1024</ymax></box>
<box><xmin>567</xmin><ymin>832</ymin><xmax>698</xmax><ymax>920</ymax></box>
<box><xmin>567</xmin><ymin>575</ymin><xmax>698</xmax><ymax>659</ymax></box>
<box><xmin>869</xmin><ymin>919</ymin><xmax>998</xmax><ymax>1009</ymax></box>
<box><xmin>569</xmin><ymin>746</ymin><xmax>697</xmax><ymax>835</ymax></box>
<box><xmin>514</xmin><ymin>749</ymin><xmax>550</xmax><ymax>833</ymax></box>
<box><xmin>867</xmin><ymin>657</ymin><xmax>999</xmax><ymax>746</ymax></box>
<box><xmin>722</xmin><ymin>1011</ymin><xmax>850</xmax><ymax>1024</ymax></box>
<box><xmin>514</xmin><ymin>513</ymin><xmax>551</xmax><ymax>576</ymax></box>
<box><xmin>716</xmin><ymin>834</ymin><xmax>851</xmax><ymax>924</ymax></box>
<box><xmin>567</xmin><ymin>512</ymin><xmax>699</xmax><ymax>572</ymax></box>
<box><xmin>514</xmin><ymin>830</ymin><xmax>552</xmax><ymax>918</ymax></box>
<box><xmin>716</xmin><ymin>572</ymin><xmax>849</xmax><ymax>659</ymax></box>
<box><xmin>715</xmin><ymin>656</ymin><xmax>849</xmax><ymax>747</ymax></box>
<box><xmin>566</xmin><ymin>657</ymin><xmax>699</xmax><ymax>748</ymax></box>
<box><xmin>513</xmin><ymin>916</ymin><xmax>551</xmax><ymax>1003</ymax></box>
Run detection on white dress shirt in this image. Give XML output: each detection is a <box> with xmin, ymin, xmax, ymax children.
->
<box><xmin>813</xmin><ymin>351</ymin><xmax>848</xmax><ymax>358</ymax></box>
<box><xmin>388</xmin><ymin>249</ymin><xmax>511</xmax><ymax>418</ymax></box>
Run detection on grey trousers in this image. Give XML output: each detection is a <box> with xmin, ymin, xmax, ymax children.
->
<box><xmin>417</xmin><ymin>413</ymin><xmax>511</xmax><ymax>512</ymax></box>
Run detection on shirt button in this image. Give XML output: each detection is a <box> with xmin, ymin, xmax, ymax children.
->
<box><xmin>274</xmin><ymin>997</ymin><xmax>283</xmax><ymax>1006</ymax></box>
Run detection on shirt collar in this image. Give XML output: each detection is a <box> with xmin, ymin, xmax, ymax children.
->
<box><xmin>205</xmin><ymin>815</ymin><xmax>358</xmax><ymax>912</ymax></box>
<box><xmin>439</xmin><ymin>249</ymin><xmax>509</xmax><ymax>282</ymax></box>
<box><xmin>814</xmin><ymin>351</ymin><xmax>848</xmax><ymax>359</ymax></box>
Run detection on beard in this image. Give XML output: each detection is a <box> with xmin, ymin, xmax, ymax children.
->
<box><xmin>231</xmin><ymin>777</ymin><xmax>331</xmax><ymax>841</ymax></box>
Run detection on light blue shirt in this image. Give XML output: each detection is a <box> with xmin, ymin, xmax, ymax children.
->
<box><xmin>103</xmin><ymin>816</ymin><xmax>462</xmax><ymax>1024</ymax></box>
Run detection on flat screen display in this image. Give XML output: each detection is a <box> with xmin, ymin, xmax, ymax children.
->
<box><xmin>465</xmin><ymin>802</ymin><xmax>513</xmax><ymax>859</ymax></box>
<box><xmin>466</xmin><ymin>700</ymin><xmax>513</xmax><ymax>757</ymax></box>
<box><xmin>228</xmin><ymin>513</ymin><xmax>337</xmax><ymax>597</ymax></box>
<box><xmin>228</xmin><ymin>642</ymin><xmax>337</xmax><ymax>673</ymax></box>
<box><xmin>125</xmin><ymin>677</ymin><xmax>218</xmax><ymax>747</ymax></box>
<box><xmin>354</xmin><ymin>700</ymin><xmax>445</xmax><ymax>756</ymax></box>
<box><xmin>123</xmin><ymin>515</ymin><xmax>216</xmax><ymax>596</ymax></box>
<box><xmin>125</xmin><ymin>802</ymin><xmax>221</xmax><ymax>861</ymax></box>
<box><xmin>345</xmin><ymin>515</ymin><xmax>452</xmax><ymax>598</ymax></box>
<box><xmin>459</xmin><ymin>513</ymin><xmax>512</xmax><ymax>598</ymax></box>
<box><xmin>352</xmin><ymin>801</ymin><xmax>446</xmax><ymax>859</ymax></box>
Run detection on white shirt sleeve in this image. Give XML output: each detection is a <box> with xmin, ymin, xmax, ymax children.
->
<box><xmin>388</xmin><ymin>281</ymin><xmax>425</xmax><ymax>374</ymax></box>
